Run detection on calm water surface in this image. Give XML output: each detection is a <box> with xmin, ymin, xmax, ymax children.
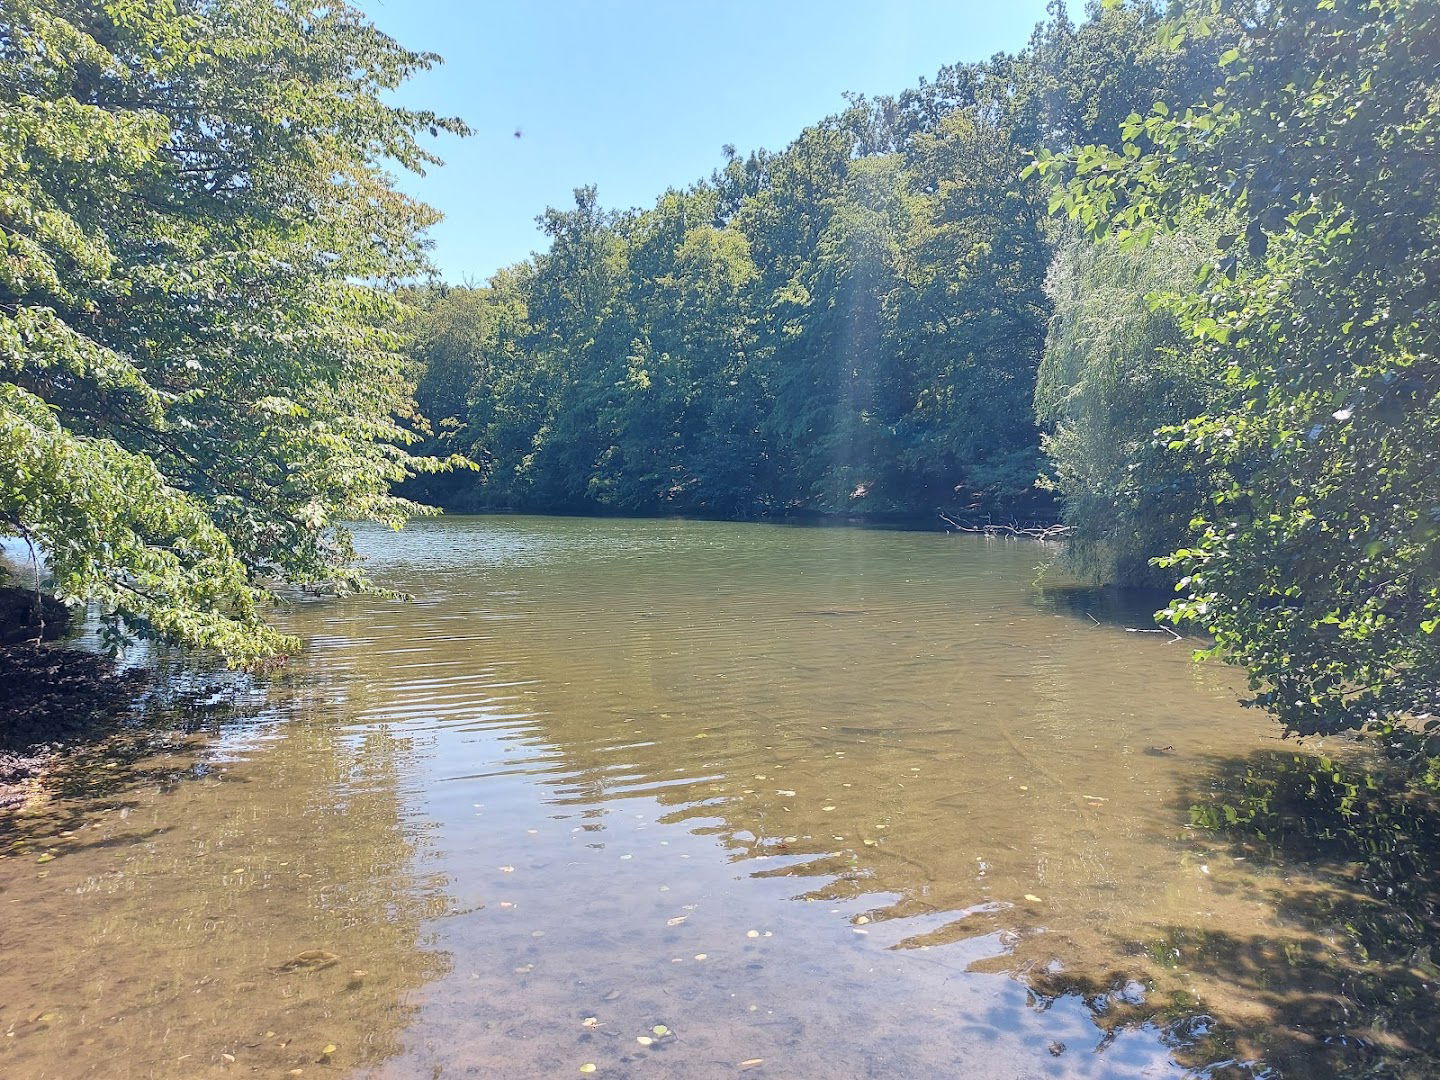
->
<box><xmin>0</xmin><ymin>516</ymin><xmax>1402</xmax><ymax>1077</ymax></box>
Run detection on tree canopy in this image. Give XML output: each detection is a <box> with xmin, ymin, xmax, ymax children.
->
<box><xmin>1035</xmin><ymin>225</ymin><xmax>1221</xmax><ymax>586</ymax></box>
<box><xmin>1</xmin><ymin>0</ymin><xmax>468</xmax><ymax>662</ymax></box>
<box><xmin>402</xmin><ymin>2</ymin><xmax>1220</xmax><ymax>523</ymax></box>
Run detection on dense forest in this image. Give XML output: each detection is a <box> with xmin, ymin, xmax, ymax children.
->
<box><xmin>2</xmin><ymin>0</ymin><xmax>1437</xmax><ymax>762</ymax></box>
<box><xmin>403</xmin><ymin>2</ymin><xmax>1224</xmax><ymax>524</ymax></box>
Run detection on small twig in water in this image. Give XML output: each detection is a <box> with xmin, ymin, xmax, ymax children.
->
<box><xmin>938</xmin><ymin>512</ymin><xmax>1073</xmax><ymax>541</ymax></box>
<box><xmin>1124</xmin><ymin>626</ymin><xmax>1183</xmax><ymax>643</ymax></box>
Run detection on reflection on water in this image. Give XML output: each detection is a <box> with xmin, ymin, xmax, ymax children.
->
<box><xmin>1177</xmin><ymin>751</ymin><xmax>1440</xmax><ymax>1078</ymax></box>
<box><xmin>0</xmin><ymin>675</ymin><xmax>447</xmax><ymax>1077</ymax></box>
<box><xmin>1</xmin><ymin>515</ymin><xmax>1434</xmax><ymax>1078</ymax></box>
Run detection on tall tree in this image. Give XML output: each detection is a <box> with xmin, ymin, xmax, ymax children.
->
<box><xmin>0</xmin><ymin>0</ymin><xmax>467</xmax><ymax>661</ymax></box>
<box><xmin>1035</xmin><ymin>227</ymin><xmax>1221</xmax><ymax>585</ymax></box>
<box><xmin>1038</xmin><ymin>0</ymin><xmax>1440</xmax><ymax>740</ymax></box>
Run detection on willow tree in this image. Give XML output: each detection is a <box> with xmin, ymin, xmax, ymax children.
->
<box><xmin>1036</xmin><ymin>0</ymin><xmax>1440</xmax><ymax>741</ymax></box>
<box><xmin>1035</xmin><ymin>227</ymin><xmax>1220</xmax><ymax>586</ymax></box>
<box><xmin>0</xmin><ymin>0</ymin><xmax>467</xmax><ymax>661</ymax></box>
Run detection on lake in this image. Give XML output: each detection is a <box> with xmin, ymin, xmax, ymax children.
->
<box><xmin>0</xmin><ymin>515</ymin><xmax>1425</xmax><ymax>1078</ymax></box>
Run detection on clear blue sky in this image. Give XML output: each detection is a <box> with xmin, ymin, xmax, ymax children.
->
<box><xmin>355</xmin><ymin>0</ymin><xmax>1065</xmax><ymax>283</ymax></box>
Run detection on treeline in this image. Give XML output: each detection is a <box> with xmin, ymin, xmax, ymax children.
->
<box><xmin>404</xmin><ymin>2</ymin><xmax>1226</xmax><ymax>521</ymax></box>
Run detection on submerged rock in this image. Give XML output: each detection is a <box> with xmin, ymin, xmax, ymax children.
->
<box><xmin>271</xmin><ymin>950</ymin><xmax>341</xmax><ymax>975</ymax></box>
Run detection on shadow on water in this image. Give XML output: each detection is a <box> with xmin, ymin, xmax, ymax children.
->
<box><xmin>0</xmin><ymin>658</ymin><xmax>452</xmax><ymax>1079</ymax></box>
<box><xmin>1020</xmin><ymin>970</ymin><xmax>1266</xmax><ymax>1080</ymax></box>
<box><xmin>1036</xmin><ymin>582</ymin><xmax>1179</xmax><ymax>632</ymax></box>
<box><xmin>1044</xmin><ymin>746</ymin><xmax>1440</xmax><ymax>1080</ymax></box>
<box><xmin>2</xmin><ymin>660</ymin><xmax>248</xmax><ymax>837</ymax></box>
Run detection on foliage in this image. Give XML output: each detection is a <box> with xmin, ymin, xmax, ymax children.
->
<box><xmin>1036</xmin><ymin>227</ymin><xmax>1221</xmax><ymax>585</ymax></box>
<box><xmin>1036</xmin><ymin>0</ymin><xmax>1440</xmax><ymax>739</ymax></box>
<box><xmin>0</xmin><ymin>0</ymin><xmax>468</xmax><ymax>662</ymax></box>
<box><xmin>408</xmin><ymin>2</ymin><xmax>1214</xmax><ymax>523</ymax></box>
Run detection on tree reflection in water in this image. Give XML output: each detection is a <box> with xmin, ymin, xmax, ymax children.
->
<box><xmin>1033</xmin><ymin>748</ymin><xmax>1440</xmax><ymax>1079</ymax></box>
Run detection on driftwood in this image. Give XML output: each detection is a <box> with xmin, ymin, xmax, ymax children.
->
<box><xmin>939</xmin><ymin>512</ymin><xmax>1185</xmax><ymax>642</ymax></box>
<box><xmin>1081</xmin><ymin>608</ymin><xmax>1186</xmax><ymax>643</ymax></box>
<box><xmin>938</xmin><ymin>512</ymin><xmax>1073</xmax><ymax>541</ymax></box>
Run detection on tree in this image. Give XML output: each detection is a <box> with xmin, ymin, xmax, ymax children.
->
<box><xmin>893</xmin><ymin>107</ymin><xmax>1052</xmax><ymax>514</ymax></box>
<box><xmin>401</xmin><ymin>284</ymin><xmax>509</xmax><ymax>508</ymax></box>
<box><xmin>593</xmin><ymin>189</ymin><xmax>762</xmax><ymax>513</ymax></box>
<box><xmin>1036</xmin><ymin>0</ymin><xmax>1440</xmax><ymax>740</ymax></box>
<box><xmin>1035</xmin><ymin>227</ymin><xmax>1221</xmax><ymax>586</ymax></box>
<box><xmin>0</xmin><ymin>0</ymin><xmax>468</xmax><ymax>662</ymax></box>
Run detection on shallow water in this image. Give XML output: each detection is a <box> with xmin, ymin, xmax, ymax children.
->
<box><xmin>0</xmin><ymin>516</ymin><xmax>1425</xmax><ymax>1078</ymax></box>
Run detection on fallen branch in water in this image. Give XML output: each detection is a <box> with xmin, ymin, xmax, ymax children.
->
<box><xmin>938</xmin><ymin>513</ymin><xmax>1073</xmax><ymax>540</ymax></box>
<box><xmin>1125</xmin><ymin>625</ymin><xmax>1183</xmax><ymax>643</ymax></box>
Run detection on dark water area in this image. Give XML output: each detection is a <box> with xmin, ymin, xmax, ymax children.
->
<box><xmin>1</xmin><ymin>516</ymin><xmax>1435</xmax><ymax>1078</ymax></box>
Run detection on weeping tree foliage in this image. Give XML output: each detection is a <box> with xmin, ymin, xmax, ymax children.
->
<box><xmin>1036</xmin><ymin>0</ymin><xmax>1440</xmax><ymax>741</ymax></box>
<box><xmin>0</xmin><ymin>0</ymin><xmax>468</xmax><ymax>662</ymax></box>
<box><xmin>1036</xmin><ymin>227</ymin><xmax>1221</xmax><ymax>586</ymax></box>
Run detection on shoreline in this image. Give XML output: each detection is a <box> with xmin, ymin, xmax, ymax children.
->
<box><xmin>0</xmin><ymin>643</ymin><xmax>151</xmax><ymax>811</ymax></box>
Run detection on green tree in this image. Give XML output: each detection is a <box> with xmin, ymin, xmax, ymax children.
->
<box><xmin>894</xmin><ymin>108</ymin><xmax>1052</xmax><ymax>513</ymax></box>
<box><xmin>754</xmin><ymin>135</ymin><xmax>905</xmax><ymax>512</ymax></box>
<box><xmin>1035</xmin><ymin>228</ymin><xmax>1220</xmax><ymax>585</ymax></box>
<box><xmin>0</xmin><ymin>0</ymin><xmax>467</xmax><ymax>662</ymax></box>
<box><xmin>402</xmin><ymin>284</ymin><xmax>510</xmax><ymax>508</ymax></box>
<box><xmin>1037</xmin><ymin>0</ymin><xmax>1440</xmax><ymax>739</ymax></box>
<box><xmin>593</xmin><ymin>189</ymin><xmax>762</xmax><ymax>513</ymax></box>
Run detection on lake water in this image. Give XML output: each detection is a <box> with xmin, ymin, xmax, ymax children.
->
<box><xmin>1</xmin><ymin>515</ymin><xmax>1428</xmax><ymax>1078</ymax></box>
